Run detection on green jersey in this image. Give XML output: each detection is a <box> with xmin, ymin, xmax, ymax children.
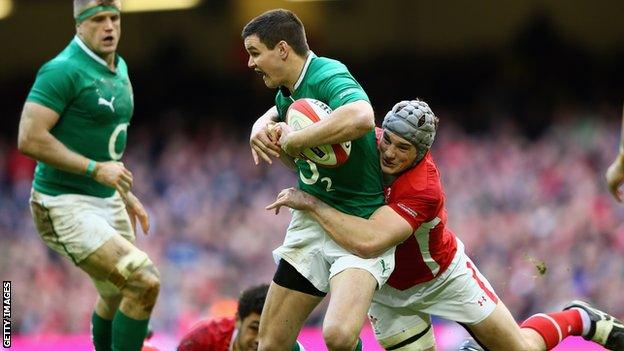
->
<box><xmin>27</xmin><ymin>36</ymin><xmax>134</xmax><ymax>198</ymax></box>
<box><xmin>275</xmin><ymin>53</ymin><xmax>384</xmax><ymax>218</ymax></box>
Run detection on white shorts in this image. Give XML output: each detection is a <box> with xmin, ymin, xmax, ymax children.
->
<box><xmin>273</xmin><ymin>209</ymin><xmax>395</xmax><ymax>293</ymax></box>
<box><xmin>369</xmin><ymin>240</ymin><xmax>498</xmax><ymax>348</ymax></box>
<box><xmin>29</xmin><ymin>189</ymin><xmax>134</xmax><ymax>265</ymax></box>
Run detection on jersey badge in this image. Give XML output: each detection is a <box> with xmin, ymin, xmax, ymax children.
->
<box><xmin>98</xmin><ymin>96</ymin><xmax>116</xmax><ymax>112</ymax></box>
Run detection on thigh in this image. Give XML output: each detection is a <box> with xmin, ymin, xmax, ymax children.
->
<box><xmin>324</xmin><ymin>268</ymin><xmax>377</xmax><ymax>334</ymax></box>
<box><xmin>369</xmin><ymin>302</ymin><xmax>435</xmax><ymax>351</ymax></box>
<box><xmin>30</xmin><ymin>190</ymin><xmax>123</xmax><ymax>264</ymax></box>
<box><xmin>467</xmin><ymin>301</ymin><xmax>544</xmax><ymax>351</ymax></box>
<box><xmin>259</xmin><ymin>282</ymin><xmax>323</xmax><ymax>349</ymax></box>
<box><xmin>273</xmin><ymin>210</ymin><xmax>331</xmax><ymax>292</ymax></box>
<box><xmin>78</xmin><ymin>234</ymin><xmax>148</xmax><ymax>282</ymax></box>
<box><xmin>415</xmin><ymin>251</ymin><xmax>498</xmax><ymax>325</ymax></box>
<box><xmin>327</xmin><ymin>244</ymin><xmax>395</xmax><ymax>290</ymax></box>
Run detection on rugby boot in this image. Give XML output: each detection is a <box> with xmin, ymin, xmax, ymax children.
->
<box><xmin>564</xmin><ymin>300</ymin><xmax>624</xmax><ymax>351</ymax></box>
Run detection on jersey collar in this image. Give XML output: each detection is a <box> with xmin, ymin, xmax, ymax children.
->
<box><xmin>293</xmin><ymin>51</ymin><xmax>316</xmax><ymax>91</ymax></box>
<box><xmin>73</xmin><ymin>35</ymin><xmax>116</xmax><ymax>70</ymax></box>
<box><xmin>229</xmin><ymin>327</ymin><xmax>238</xmax><ymax>351</ymax></box>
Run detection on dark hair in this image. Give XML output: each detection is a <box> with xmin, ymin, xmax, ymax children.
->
<box><xmin>236</xmin><ymin>284</ymin><xmax>269</xmax><ymax>320</ymax></box>
<box><xmin>242</xmin><ymin>9</ymin><xmax>309</xmax><ymax>57</ymax></box>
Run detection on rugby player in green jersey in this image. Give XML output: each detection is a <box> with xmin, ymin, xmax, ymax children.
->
<box><xmin>243</xmin><ymin>9</ymin><xmax>394</xmax><ymax>351</ymax></box>
<box><xmin>17</xmin><ymin>1</ymin><xmax>159</xmax><ymax>350</ymax></box>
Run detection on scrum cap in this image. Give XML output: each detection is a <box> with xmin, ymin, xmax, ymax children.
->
<box><xmin>382</xmin><ymin>100</ymin><xmax>438</xmax><ymax>162</ymax></box>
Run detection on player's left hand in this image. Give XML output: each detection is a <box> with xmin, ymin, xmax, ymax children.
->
<box><xmin>123</xmin><ymin>191</ymin><xmax>150</xmax><ymax>235</ymax></box>
<box><xmin>274</xmin><ymin>123</ymin><xmax>303</xmax><ymax>158</ymax></box>
<box><xmin>266</xmin><ymin>187</ymin><xmax>316</xmax><ymax>214</ymax></box>
<box><xmin>606</xmin><ymin>153</ymin><xmax>624</xmax><ymax>202</ymax></box>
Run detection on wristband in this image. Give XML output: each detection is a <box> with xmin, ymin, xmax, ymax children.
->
<box><xmin>85</xmin><ymin>160</ymin><xmax>97</xmax><ymax>177</ymax></box>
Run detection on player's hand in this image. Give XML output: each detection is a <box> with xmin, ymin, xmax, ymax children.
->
<box><xmin>123</xmin><ymin>191</ymin><xmax>150</xmax><ymax>235</ymax></box>
<box><xmin>92</xmin><ymin>161</ymin><xmax>133</xmax><ymax>196</ymax></box>
<box><xmin>250</xmin><ymin>121</ymin><xmax>281</xmax><ymax>165</ymax></box>
<box><xmin>606</xmin><ymin>153</ymin><xmax>624</xmax><ymax>202</ymax></box>
<box><xmin>275</xmin><ymin>122</ymin><xmax>303</xmax><ymax>158</ymax></box>
<box><xmin>265</xmin><ymin>187</ymin><xmax>317</xmax><ymax>214</ymax></box>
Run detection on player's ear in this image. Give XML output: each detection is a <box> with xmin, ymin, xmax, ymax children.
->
<box><xmin>277</xmin><ymin>41</ymin><xmax>289</xmax><ymax>59</ymax></box>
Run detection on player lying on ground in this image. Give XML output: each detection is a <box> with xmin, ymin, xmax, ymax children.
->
<box><xmin>178</xmin><ymin>284</ymin><xmax>305</xmax><ymax>351</ymax></box>
<box><xmin>267</xmin><ymin>100</ymin><xmax>624</xmax><ymax>351</ymax></box>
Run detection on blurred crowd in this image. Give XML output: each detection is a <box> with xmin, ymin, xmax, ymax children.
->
<box><xmin>1</xmin><ymin>105</ymin><xmax>624</xmax><ymax>337</ymax></box>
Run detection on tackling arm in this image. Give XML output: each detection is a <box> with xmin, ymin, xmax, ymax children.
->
<box><xmin>266</xmin><ymin>188</ymin><xmax>413</xmax><ymax>258</ymax></box>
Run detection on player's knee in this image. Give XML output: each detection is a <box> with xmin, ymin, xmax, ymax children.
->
<box><xmin>323</xmin><ymin>323</ymin><xmax>359</xmax><ymax>351</ymax></box>
<box><xmin>127</xmin><ymin>264</ymin><xmax>160</xmax><ymax>308</ymax></box>
<box><xmin>108</xmin><ymin>250</ymin><xmax>160</xmax><ymax>311</ymax></box>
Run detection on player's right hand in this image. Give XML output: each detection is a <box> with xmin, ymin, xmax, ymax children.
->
<box><xmin>250</xmin><ymin>121</ymin><xmax>281</xmax><ymax>165</ymax></box>
<box><xmin>606</xmin><ymin>153</ymin><xmax>624</xmax><ymax>202</ymax></box>
<box><xmin>92</xmin><ymin>161</ymin><xmax>133</xmax><ymax>195</ymax></box>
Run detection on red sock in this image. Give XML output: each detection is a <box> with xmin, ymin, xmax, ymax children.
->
<box><xmin>520</xmin><ymin>310</ymin><xmax>584</xmax><ymax>349</ymax></box>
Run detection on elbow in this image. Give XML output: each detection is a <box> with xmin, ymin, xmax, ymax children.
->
<box><xmin>353</xmin><ymin>241</ymin><xmax>382</xmax><ymax>259</ymax></box>
<box><xmin>353</xmin><ymin>105</ymin><xmax>375</xmax><ymax>134</ymax></box>
<box><xmin>17</xmin><ymin>134</ymin><xmax>32</xmax><ymax>155</ymax></box>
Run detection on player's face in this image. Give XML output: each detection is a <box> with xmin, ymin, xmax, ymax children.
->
<box><xmin>234</xmin><ymin>312</ymin><xmax>261</xmax><ymax>351</ymax></box>
<box><xmin>379</xmin><ymin>130</ymin><xmax>418</xmax><ymax>175</ymax></box>
<box><xmin>76</xmin><ymin>5</ymin><xmax>121</xmax><ymax>58</ymax></box>
<box><xmin>244</xmin><ymin>35</ymin><xmax>286</xmax><ymax>89</ymax></box>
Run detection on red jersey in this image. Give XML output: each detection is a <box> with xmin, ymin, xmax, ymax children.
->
<box><xmin>178</xmin><ymin>317</ymin><xmax>236</xmax><ymax>351</ymax></box>
<box><xmin>384</xmin><ymin>151</ymin><xmax>458</xmax><ymax>290</ymax></box>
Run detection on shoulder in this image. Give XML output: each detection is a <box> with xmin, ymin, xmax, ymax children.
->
<box><xmin>37</xmin><ymin>51</ymin><xmax>82</xmax><ymax>79</ymax></box>
<box><xmin>395</xmin><ymin>153</ymin><xmax>443</xmax><ymax>203</ymax></box>
<box><xmin>178</xmin><ymin>317</ymin><xmax>236</xmax><ymax>349</ymax></box>
<box><xmin>307</xmin><ymin>56</ymin><xmax>350</xmax><ymax>82</ymax></box>
<box><xmin>116</xmin><ymin>56</ymin><xmax>129</xmax><ymax>74</ymax></box>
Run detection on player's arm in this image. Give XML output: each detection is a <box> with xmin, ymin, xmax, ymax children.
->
<box><xmin>606</xmin><ymin>103</ymin><xmax>624</xmax><ymax>202</ymax></box>
<box><xmin>280</xmin><ymin>100</ymin><xmax>374</xmax><ymax>157</ymax></box>
<box><xmin>266</xmin><ymin>188</ymin><xmax>413</xmax><ymax>258</ymax></box>
<box><xmin>250</xmin><ymin>106</ymin><xmax>282</xmax><ymax>165</ymax></box>
<box><xmin>17</xmin><ymin>102</ymin><xmax>132</xmax><ymax>194</ymax></box>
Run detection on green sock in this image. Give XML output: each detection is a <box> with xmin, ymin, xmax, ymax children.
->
<box><xmin>91</xmin><ymin>312</ymin><xmax>113</xmax><ymax>351</ymax></box>
<box><xmin>111</xmin><ymin>310</ymin><xmax>149</xmax><ymax>351</ymax></box>
<box><xmin>353</xmin><ymin>338</ymin><xmax>362</xmax><ymax>351</ymax></box>
<box><xmin>292</xmin><ymin>340</ymin><xmax>303</xmax><ymax>351</ymax></box>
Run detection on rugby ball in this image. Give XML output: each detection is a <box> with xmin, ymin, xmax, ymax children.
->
<box><xmin>286</xmin><ymin>98</ymin><xmax>351</xmax><ymax>168</ymax></box>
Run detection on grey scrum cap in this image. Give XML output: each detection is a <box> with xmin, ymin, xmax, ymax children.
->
<box><xmin>382</xmin><ymin>99</ymin><xmax>438</xmax><ymax>162</ymax></box>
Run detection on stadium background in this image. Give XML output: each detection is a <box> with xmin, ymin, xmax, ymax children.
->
<box><xmin>1</xmin><ymin>0</ymin><xmax>624</xmax><ymax>349</ymax></box>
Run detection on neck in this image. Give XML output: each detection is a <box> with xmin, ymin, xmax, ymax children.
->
<box><xmin>102</xmin><ymin>52</ymin><xmax>116</xmax><ymax>70</ymax></box>
<box><xmin>283</xmin><ymin>52</ymin><xmax>309</xmax><ymax>91</ymax></box>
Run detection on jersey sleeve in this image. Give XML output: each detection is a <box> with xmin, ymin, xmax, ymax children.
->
<box><xmin>388</xmin><ymin>192</ymin><xmax>440</xmax><ymax>231</ymax></box>
<box><xmin>26</xmin><ymin>61</ymin><xmax>76</xmax><ymax>115</ymax></box>
<box><xmin>318</xmin><ymin>72</ymin><xmax>370</xmax><ymax>110</ymax></box>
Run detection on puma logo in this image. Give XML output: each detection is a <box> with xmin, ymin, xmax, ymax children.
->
<box><xmin>98</xmin><ymin>96</ymin><xmax>115</xmax><ymax>112</ymax></box>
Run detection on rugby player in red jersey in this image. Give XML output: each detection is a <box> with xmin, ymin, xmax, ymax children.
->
<box><xmin>178</xmin><ymin>284</ymin><xmax>305</xmax><ymax>351</ymax></box>
<box><xmin>267</xmin><ymin>100</ymin><xmax>624</xmax><ymax>351</ymax></box>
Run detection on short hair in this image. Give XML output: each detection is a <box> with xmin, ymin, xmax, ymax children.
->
<box><xmin>73</xmin><ymin>0</ymin><xmax>119</xmax><ymax>18</ymax></box>
<box><xmin>236</xmin><ymin>284</ymin><xmax>269</xmax><ymax>321</ymax></box>
<box><xmin>242</xmin><ymin>9</ymin><xmax>309</xmax><ymax>57</ymax></box>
